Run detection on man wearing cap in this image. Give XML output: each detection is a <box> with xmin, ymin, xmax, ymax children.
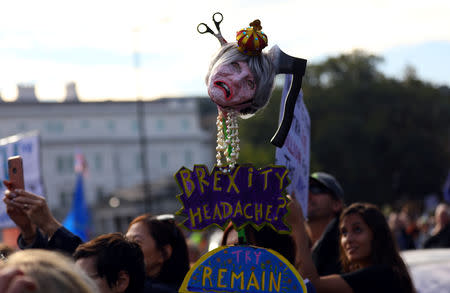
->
<box><xmin>307</xmin><ymin>171</ymin><xmax>344</xmax><ymax>275</ymax></box>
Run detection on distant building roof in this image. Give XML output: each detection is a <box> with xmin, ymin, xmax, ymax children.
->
<box><xmin>64</xmin><ymin>82</ymin><xmax>79</xmax><ymax>102</ymax></box>
<box><xmin>16</xmin><ymin>84</ymin><xmax>38</xmax><ymax>103</ymax></box>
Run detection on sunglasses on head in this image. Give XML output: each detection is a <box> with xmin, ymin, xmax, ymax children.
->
<box><xmin>152</xmin><ymin>214</ymin><xmax>179</xmax><ymax>239</ymax></box>
<box><xmin>154</xmin><ymin>214</ymin><xmax>175</xmax><ymax>221</ymax></box>
<box><xmin>309</xmin><ymin>185</ymin><xmax>331</xmax><ymax>195</ymax></box>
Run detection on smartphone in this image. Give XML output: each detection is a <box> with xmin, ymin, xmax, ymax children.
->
<box><xmin>8</xmin><ymin>155</ymin><xmax>25</xmax><ymax>190</ymax></box>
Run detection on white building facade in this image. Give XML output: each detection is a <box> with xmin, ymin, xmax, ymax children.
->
<box><xmin>0</xmin><ymin>89</ymin><xmax>214</xmax><ymax>235</ymax></box>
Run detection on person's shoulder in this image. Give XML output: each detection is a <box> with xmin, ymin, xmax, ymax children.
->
<box><xmin>48</xmin><ymin>226</ymin><xmax>83</xmax><ymax>254</ymax></box>
<box><xmin>424</xmin><ymin>224</ymin><xmax>450</xmax><ymax>248</ymax></box>
<box><xmin>312</xmin><ymin>217</ymin><xmax>340</xmax><ymax>256</ymax></box>
<box><xmin>361</xmin><ymin>264</ymin><xmax>393</xmax><ymax>273</ymax></box>
<box><xmin>341</xmin><ymin>265</ymin><xmax>406</xmax><ymax>293</ymax></box>
<box><xmin>144</xmin><ymin>278</ymin><xmax>178</xmax><ymax>293</ymax></box>
<box><xmin>343</xmin><ymin>264</ymin><xmax>393</xmax><ymax>279</ymax></box>
<box><xmin>317</xmin><ymin>217</ymin><xmax>340</xmax><ymax>244</ymax></box>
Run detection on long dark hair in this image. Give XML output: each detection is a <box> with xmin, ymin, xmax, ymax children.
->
<box><xmin>128</xmin><ymin>214</ymin><xmax>190</xmax><ymax>289</ymax></box>
<box><xmin>220</xmin><ymin>222</ymin><xmax>296</xmax><ymax>266</ymax></box>
<box><xmin>339</xmin><ymin>203</ymin><xmax>414</xmax><ymax>292</ymax></box>
<box><xmin>74</xmin><ymin>233</ymin><xmax>145</xmax><ymax>293</ymax></box>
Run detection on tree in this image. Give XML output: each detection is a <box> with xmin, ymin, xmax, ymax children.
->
<box><xmin>238</xmin><ymin>50</ymin><xmax>450</xmax><ymax>205</ymax></box>
<box><xmin>238</xmin><ymin>87</ymin><xmax>283</xmax><ymax>168</ymax></box>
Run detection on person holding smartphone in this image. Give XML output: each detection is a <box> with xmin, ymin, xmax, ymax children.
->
<box><xmin>3</xmin><ymin>182</ymin><xmax>82</xmax><ymax>254</ymax></box>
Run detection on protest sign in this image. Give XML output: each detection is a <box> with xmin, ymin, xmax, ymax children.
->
<box><xmin>0</xmin><ymin>132</ymin><xmax>44</xmax><ymax>228</ymax></box>
<box><xmin>175</xmin><ymin>164</ymin><xmax>290</xmax><ymax>233</ymax></box>
<box><xmin>275</xmin><ymin>75</ymin><xmax>310</xmax><ymax>216</ymax></box>
<box><xmin>180</xmin><ymin>245</ymin><xmax>306</xmax><ymax>293</ymax></box>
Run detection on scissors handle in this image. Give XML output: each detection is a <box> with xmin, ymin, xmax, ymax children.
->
<box><xmin>212</xmin><ymin>12</ymin><xmax>223</xmax><ymax>32</ymax></box>
<box><xmin>197</xmin><ymin>12</ymin><xmax>226</xmax><ymax>44</ymax></box>
<box><xmin>197</xmin><ymin>23</ymin><xmax>214</xmax><ymax>34</ymax></box>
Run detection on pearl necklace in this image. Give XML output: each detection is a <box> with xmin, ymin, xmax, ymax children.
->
<box><xmin>216</xmin><ymin>110</ymin><xmax>240</xmax><ymax>172</ymax></box>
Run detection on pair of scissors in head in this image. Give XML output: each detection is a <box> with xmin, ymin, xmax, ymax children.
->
<box><xmin>197</xmin><ymin>12</ymin><xmax>227</xmax><ymax>45</ymax></box>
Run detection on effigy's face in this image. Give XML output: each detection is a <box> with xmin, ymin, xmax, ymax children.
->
<box><xmin>208</xmin><ymin>61</ymin><xmax>256</xmax><ymax>111</ymax></box>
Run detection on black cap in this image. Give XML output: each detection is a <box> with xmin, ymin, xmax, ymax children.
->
<box><xmin>309</xmin><ymin>172</ymin><xmax>344</xmax><ymax>200</ymax></box>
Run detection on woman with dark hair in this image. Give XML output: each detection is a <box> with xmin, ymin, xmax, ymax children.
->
<box><xmin>126</xmin><ymin>214</ymin><xmax>190</xmax><ymax>293</ymax></box>
<box><xmin>292</xmin><ymin>201</ymin><xmax>415</xmax><ymax>293</ymax></box>
<box><xmin>220</xmin><ymin>222</ymin><xmax>296</xmax><ymax>265</ymax></box>
<box><xmin>220</xmin><ymin>221</ymin><xmax>318</xmax><ymax>293</ymax></box>
<box><xmin>3</xmin><ymin>187</ymin><xmax>189</xmax><ymax>292</ymax></box>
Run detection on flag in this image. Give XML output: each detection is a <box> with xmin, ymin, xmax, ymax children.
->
<box><xmin>63</xmin><ymin>153</ymin><xmax>90</xmax><ymax>241</ymax></box>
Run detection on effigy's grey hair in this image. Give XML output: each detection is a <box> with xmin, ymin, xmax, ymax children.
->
<box><xmin>205</xmin><ymin>43</ymin><xmax>277</xmax><ymax>117</ymax></box>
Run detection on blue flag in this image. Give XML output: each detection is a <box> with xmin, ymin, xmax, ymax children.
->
<box><xmin>63</xmin><ymin>155</ymin><xmax>91</xmax><ymax>241</ymax></box>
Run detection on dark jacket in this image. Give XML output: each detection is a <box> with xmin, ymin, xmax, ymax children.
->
<box><xmin>144</xmin><ymin>277</ymin><xmax>178</xmax><ymax>293</ymax></box>
<box><xmin>19</xmin><ymin>227</ymin><xmax>182</xmax><ymax>293</ymax></box>
<box><xmin>423</xmin><ymin>224</ymin><xmax>450</xmax><ymax>248</ymax></box>
<box><xmin>311</xmin><ymin>216</ymin><xmax>342</xmax><ymax>275</ymax></box>
<box><xmin>341</xmin><ymin>264</ymin><xmax>412</xmax><ymax>293</ymax></box>
<box><xmin>18</xmin><ymin>226</ymin><xmax>82</xmax><ymax>255</ymax></box>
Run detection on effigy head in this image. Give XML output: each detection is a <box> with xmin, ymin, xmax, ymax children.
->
<box><xmin>205</xmin><ymin>21</ymin><xmax>276</xmax><ymax>117</ymax></box>
<box><xmin>198</xmin><ymin>15</ymin><xmax>287</xmax><ymax>170</ymax></box>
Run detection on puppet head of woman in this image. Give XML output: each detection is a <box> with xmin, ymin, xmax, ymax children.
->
<box><xmin>205</xmin><ymin>27</ymin><xmax>276</xmax><ymax>116</ymax></box>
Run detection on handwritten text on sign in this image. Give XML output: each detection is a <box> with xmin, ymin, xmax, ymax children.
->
<box><xmin>175</xmin><ymin>165</ymin><xmax>290</xmax><ymax>232</ymax></box>
<box><xmin>180</xmin><ymin>245</ymin><xmax>307</xmax><ymax>293</ymax></box>
<box><xmin>275</xmin><ymin>75</ymin><xmax>310</xmax><ymax>217</ymax></box>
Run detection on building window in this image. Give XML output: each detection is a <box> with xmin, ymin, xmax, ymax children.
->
<box><xmin>126</xmin><ymin>216</ymin><xmax>133</xmax><ymax>225</ymax></box>
<box><xmin>67</xmin><ymin>156</ymin><xmax>74</xmax><ymax>173</ymax></box>
<box><xmin>181</xmin><ymin>119</ymin><xmax>190</xmax><ymax>130</ymax></box>
<box><xmin>96</xmin><ymin>186</ymin><xmax>105</xmax><ymax>202</ymax></box>
<box><xmin>131</xmin><ymin>119</ymin><xmax>138</xmax><ymax>132</ymax></box>
<box><xmin>46</xmin><ymin>120</ymin><xmax>64</xmax><ymax>133</ymax></box>
<box><xmin>17</xmin><ymin>122</ymin><xmax>28</xmax><ymax>132</ymax></box>
<box><xmin>156</xmin><ymin>119</ymin><xmax>165</xmax><ymax>131</ymax></box>
<box><xmin>57</xmin><ymin>157</ymin><xmax>64</xmax><ymax>172</ymax></box>
<box><xmin>100</xmin><ymin>218</ymin><xmax>107</xmax><ymax>233</ymax></box>
<box><xmin>114</xmin><ymin>216</ymin><xmax>122</xmax><ymax>233</ymax></box>
<box><xmin>160</xmin><ymin>152</ymin><xmax>167</xmax><ymax>168</ymax></box>
<box><xmin>136</xmin><ymin>153</ymin><xmax>142</xmax><ymax>170</ymax></box>
<box><xmin>60</xmin><ymin>191</ymin><xmax>70</xmax><ymax>207</ymax></box>
<box><xmin>94</xmin><ymin>153</ymin><xmax>102</xmax><ymax>171</ymax></box>
<box><xmin>56</xmin><ymin>155</ymin><xmax>74</xmax><ymax>174</ymax></box>
<box><xmin>184</xmin><ymin>150</ymin><xmax>193</xmax><ymax>166</ymax></box>
<box><xmin>80</xmin><ymin>120</ymin><xmax>90</xmax><ymax>129</ymax></box>
<box><xmin>106</xmin><ymin>120</ymin><xmax>116</xmax><ymax>132</ymax></box>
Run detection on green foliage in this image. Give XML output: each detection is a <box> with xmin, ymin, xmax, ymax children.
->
<box><xmin>238</xmin><ymin>87</ymin><xmax>283</xmax><ymax>168</ymax></box>
<box><xmin>239</xmin><ymin>50</ymin><xmax>450</xmax><ymax>205</ymax></box>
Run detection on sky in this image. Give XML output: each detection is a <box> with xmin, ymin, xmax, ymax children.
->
<box><xmin>1</xmin><ymin>0</ymin><xmax>449</xmax><ymax>102</ymax></box>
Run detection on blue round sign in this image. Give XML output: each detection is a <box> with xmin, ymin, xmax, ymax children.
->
<box><xmin>180</xmin><ymin>245</ymin><xmax>307</xmax><ymax>293</ymax></box>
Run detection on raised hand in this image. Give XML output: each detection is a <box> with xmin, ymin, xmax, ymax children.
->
<box><xmin>3</xmin><ymin>181</ymin><xmax>36</xmax><ymax>243</ymax></box>
<box><xmin>3</xmin><ymin>186</ymin><xmax>61</xmax><ymax>238</ymax></box>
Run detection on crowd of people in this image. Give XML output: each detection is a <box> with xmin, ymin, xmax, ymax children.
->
<box><xmin>387</xmin><ymin>201</ymin><xmax>450</xmax><ymax>250</ymax></box>
<box><xmin>1</xmin><ymin>171</ymin><xmax>449</xmax><ymax>293</ymax></box>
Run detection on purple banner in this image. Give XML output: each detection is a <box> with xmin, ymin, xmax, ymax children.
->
<box><xmin>175</xmin><ymin>165</ymin><xmax>290</xmax><ymax>232</ymax></box>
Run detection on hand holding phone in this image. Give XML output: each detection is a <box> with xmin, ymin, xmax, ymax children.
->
<box><xmin>8</xmin><ymin>155</ymin><xmax>25</xmax><ymax>190</ymax></box>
